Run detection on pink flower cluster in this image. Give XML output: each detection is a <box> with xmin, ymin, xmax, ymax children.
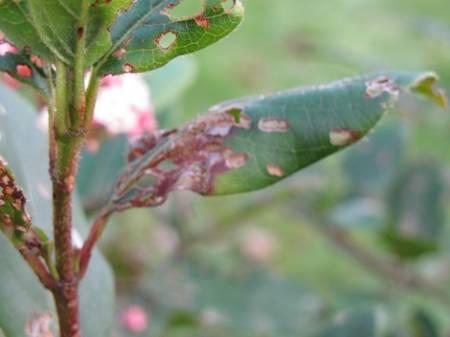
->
<box><xmin>93</xmin><ymin>74</ymin><xmax>157</xmax><ymax>138</ymax></box>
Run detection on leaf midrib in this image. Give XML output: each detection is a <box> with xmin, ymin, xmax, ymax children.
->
<box><xmin>93</xmin><ymin>0</ymin><xmax>174</xmax><ymax>71</ymax></box>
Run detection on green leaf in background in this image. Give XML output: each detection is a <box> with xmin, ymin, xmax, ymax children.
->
<box><xmin>0</xmin><ymin>84</ymin><xmax>114</xmax><ymax>337</ymax></box>
<box><xmin>409</xmin><ymin>309</ymin><xmax>439</xmax><ymax>337</ymax></box>
<box><xmin>97</xmin><ymin>0</ymin><xmax>244</xmax><ymax>75</ymax></box>
<box><xmin>112</xmin><ymin>71</ymin><xmax>446</xmax><ymax>210</ymax></box>
<box><xmin>144</xmin><ymin>55</ymin><xmax>198</xmax><ymax>113</ymax></box>
<box><xmin>381</xmin><ymin>161</ymin><xmax>446</xmax><ymax>259</ymax></box>
<box><xmin>139</xmin><ymin>261</ymin><xmax>322</xmax><ymax>337</ymax></box>
<box><xmin>0</xmin><ymin>2</ymin><xmax>52</xmax><ymax>60</ymax></box>
<box><xmin>342</xmin><ymin>119</ymin><xmax>406</xmax><ymax>196</ymax></box>
<box><xmin>78</xmin><ymin>135</ymin><xmax>128</xmax><ymax>212</ymax></box>
<box><xmin>313</xmin><ymin>307</ymin><xmax>382</xmax><ymax>337</ymax></box>
<box><xmin>0</xmin><ymin>51</ymin><xmax>49</xmax><ymax>95</ymax></box>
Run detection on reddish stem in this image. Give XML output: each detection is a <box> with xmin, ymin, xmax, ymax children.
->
<box><xmin>78</xmin><ymin>208</ymin><xmax>113</xmax><ymax>279</ymax></box>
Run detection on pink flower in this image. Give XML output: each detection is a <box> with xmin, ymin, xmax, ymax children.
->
<box><xmin>0</xmin><ymin>41</ymin><xmax>17</xmax><ymax>56</ymax></box>
<box><xmin>0</xmin><ymin>38</ymin><xmax>20</xmax><ymax>89</ymax></box>
<box><xmin>37</xmin><ymin>73</ymin><xmax>157</xmax><ymax>143</ymax></box>
<box><xmin>120</xmin><ymin>305</ymin><xmax>149</xmax><ymax>333</ymax></box>
<box><xmin>93</xmin><ymin>74</ymin><xmax>157</xmax><ymax>137</ymax></box>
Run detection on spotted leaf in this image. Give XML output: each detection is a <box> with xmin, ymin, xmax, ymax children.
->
<box><xmin>96</xmin><ymin>0</ymin><xmax>244</xmax><ymax>75</ymax></box>
<box><xmin>111</xmin><ymin>71</ymin><xmax>446</xmax><ymax>210</ymax></box>
<box><xmin>0</xmin><ymin>51</ymin><xmax>49</xmax><ymax>95</ymax></box>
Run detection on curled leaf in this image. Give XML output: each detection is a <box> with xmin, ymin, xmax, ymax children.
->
<box><xmin>111</xmin><ymin>71</ymin><xmax>446</xmax><ymax>210</ymax></box>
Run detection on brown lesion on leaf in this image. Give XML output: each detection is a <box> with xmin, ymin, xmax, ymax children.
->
<box><xmin>0</xmin><ymin>156</ymin><xmax>45</xmax><ymax>257</ymax></box>
<box><xmin>258</xmin><ymin>117</ymin><xmax>289</xmax><ymax>133</ymax></box>
<box><xmin>221</xmin><ymin>0</ymin><xmax>238</xmax><ymax>13</ymax></box>
<box><xmin>194</xmin><ymin>14</ymin><xmax>209</xmax><ymax>28</ymax></box>
<box><xmin>122</xmin><ymin>62</ymin><xmax>134</xmax><ymax>73</ymax></box>
<box><xmin>329</xmin><ymin>128</ymin><xmax>362</xmax><ymax>146</ymax></box>
<box><xmin>155</xmin><ymin>30</ymin><xmax>177</xmax><ymax>51</ymax></box>
<box><xmin>266</xmin><ymin>164</ymin><xmax>284</xmax><ymax>177</ymax></box>
<box><xmin>113</xmin><ymin>107</ymin><xmax>252</xmax><ymax>210</ymax></box>
<box><xmin>365</xmin><ymin>76</ymin><xmax>400</xmax><ymax>100</ymax></box>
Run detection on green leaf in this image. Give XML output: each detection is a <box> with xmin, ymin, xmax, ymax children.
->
<box><xmin>78</xmin><ymin>57</ymin><xmax>197</xmax><ymax>211</ymax></box>
<box><xmin>77</xmin><ymin>135</ymin><xmax>128</xmax><ymax>211</ymax></box>
<box><xmin>97</xmin><ymin>0</ymin><xmax>244</xmax><ymax>75</ymax></box>
<box><xmin>0</xmin><ymin>2</ymin><xmax>52</xmax><ymax>59</ymax></box>
<box><xmin>25</xmin><ymin>0</ymin><xmax>132</xmax><ymax>64</ymax></box>
<box><xmin>409</xmin><ymin>310</ymin><xmax>439</xmax><ymax>337</ymax></box>
<box><xmin>0</xmin><ymin>51</ymin><xmax>49</xmax><ymax>95</ymax></box>
<box><xmin>381</xmin><ymin>161</ymin><xmax>446</xmax><ymax>259</ymax></box>
<box><xmin>342</xmin><ymin>120</ymin><xmax>406</xmax><ymax>196</ymax></box>
<box><xmin>144</xmin><ymin>55</ymin><xmax>197</xmax><ymax>112</ymax></box>
<box><xmin>142</xmin><ymin>261</ymin><xmax>322</xmax><ymax>337</ymax></box>
<box><xmin>0</xmin><ymin>84</ymin><xmax>114</xmax><ymax>337</ymax></box>
<box><xmin>313</xmin><ymin>307</ymin><xmax>382</xmax><ymax>337</ymax></box>
<box><xmin>86</xmin><ymin>0</ymin><xmax>134</xmax><ymax>66</ymax></box>
<box><xmin>111</xmin><ymin>71</ymin><xmax>446</xmax><ymax>210</ymax></box>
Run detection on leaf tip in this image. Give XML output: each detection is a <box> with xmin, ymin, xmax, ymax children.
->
<box><xmin>409</xmin><ymin>72</ymin><xmax>448</xmax><ymax>109</ymax></box>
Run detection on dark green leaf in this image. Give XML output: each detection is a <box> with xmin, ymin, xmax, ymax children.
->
<box><xmin>313</xmin><ymin>307</ymin><xmax>381</xmax><ymax>337</ymax></box>
<box><xmin>342</xmin><ymin>120</ymin><xmax>406</xmax><ymax>196</ymax></box>
<box><xmin>97</xmin><ymin>0</ymin><xmax>244</xmax><ymax>75</ymax></box>
<box><xmin>409</xmin><ymin>310</ymin><xmax>439</xmax><ymax>337</ymax></box>
<box><xmin>142</xmin><ymin>261</ymin><xmax>322</xmax><ymax>337</ymax></box>
<box><xmin>0</xmin><ymin>2</ymin><xmax>52</xmax><ymax>59</ymax></box>
<box><xmin>381</xmin><ymin>161</ymin><xmax>446</xmax><ymax>259</ymax></box>
<box><xmin>111</xmin><ymin>71</ymin><xmax>446</xmax><ymax>210</ymax></box>
<box><xmin>25</xmin><ymin>0</ymin><xmax>132</xmax><ymax>64</ymax></box>
<box><xmin>0</xmin><ymin>84</ymin><xmax>114</xmax><ymax>337</ymax></box>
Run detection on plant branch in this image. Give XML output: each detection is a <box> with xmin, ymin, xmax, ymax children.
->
<box><xmin>323</xmin><ymin>226</ymin><xmax>450</xmax><ymax>308</ymax></box>
<box><xmin>78</xmin><ymin>206</ymin><xmax>114</xmax><ymax>279</ymax></box>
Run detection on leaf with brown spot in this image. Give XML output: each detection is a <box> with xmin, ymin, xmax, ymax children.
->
<box><xmin>96</xmin><ymin>0</ymin><xmax>244</xmax><ymax>75</ymax></box>
<box><xmin>110</xmin><ymin>71</ymin><xmax>445</xmax><ymax>209</ymax></box>
<box><xmin>0</xmin><ymin>50</ymin><xmax>49</xmax><ymax>95</ymax></box>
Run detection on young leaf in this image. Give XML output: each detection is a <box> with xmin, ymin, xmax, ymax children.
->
<box><xmin>111</xmin><ymin>71</ymin><xmax>446</xmax><ymax>210</ymax></box>
<box><xmin>0</xmin><ymin>2</ymin><xmax>52</xmax><ymax>60</ymax></box>
<box><xmin>97</xmin><ymin>0</ymin><xmax>244</xmax><ymax>75</ymax></box>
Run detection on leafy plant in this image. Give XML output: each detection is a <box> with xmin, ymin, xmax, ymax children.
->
<box><xmin>0</xmin><ymin>1</ymin><xmax>447</xmax><ymax>337</ymax></box>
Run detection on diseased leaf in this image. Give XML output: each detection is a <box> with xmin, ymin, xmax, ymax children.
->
<box><xmin>0</xmin><ymin>51</ymin><xmax>49</xmax><ymax>95</ymax></box>
<box><xmin>110</xmin><ymin>71</ymin><xmax>446</xmax><ymax>210</ymax></box>
<box><xmin>86</xmin><ymin>0</ymin><xmax>134</xmax><ymax>66</ymax></box>
<box><xmin>97</xmin><ymin>0</ymin><xmax>244</xmax><ymax>75</ymax></box>
<box><xmin>0</xmin><ymin>2</ymin><xmax>52</xmax><ymax>60</ymax></box>
<box><xmin>0</xmin><ymin>84</ymin><xmax>114</xmax><ymax>337</ymax></box>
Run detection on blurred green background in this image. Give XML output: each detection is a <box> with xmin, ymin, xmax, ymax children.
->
<box><xmin>78</xmin><ymin>0</ymin><xmax>450</xmax><ymax>336</ymax></box>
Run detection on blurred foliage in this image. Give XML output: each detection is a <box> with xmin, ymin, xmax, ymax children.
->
<box><xmin>80</xmin><ymin>0</ymin><xmax>450</xmax><ymax>333</ymax></box>
<box><xmin>3</xmin><ymin>0</ymin><xmax>449</xmax><ymax>336</ymax></box>
<box><xmin>87</xmin><ymin>0</ymin><xmax>450</xmax><ymax>335</ymax></box>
